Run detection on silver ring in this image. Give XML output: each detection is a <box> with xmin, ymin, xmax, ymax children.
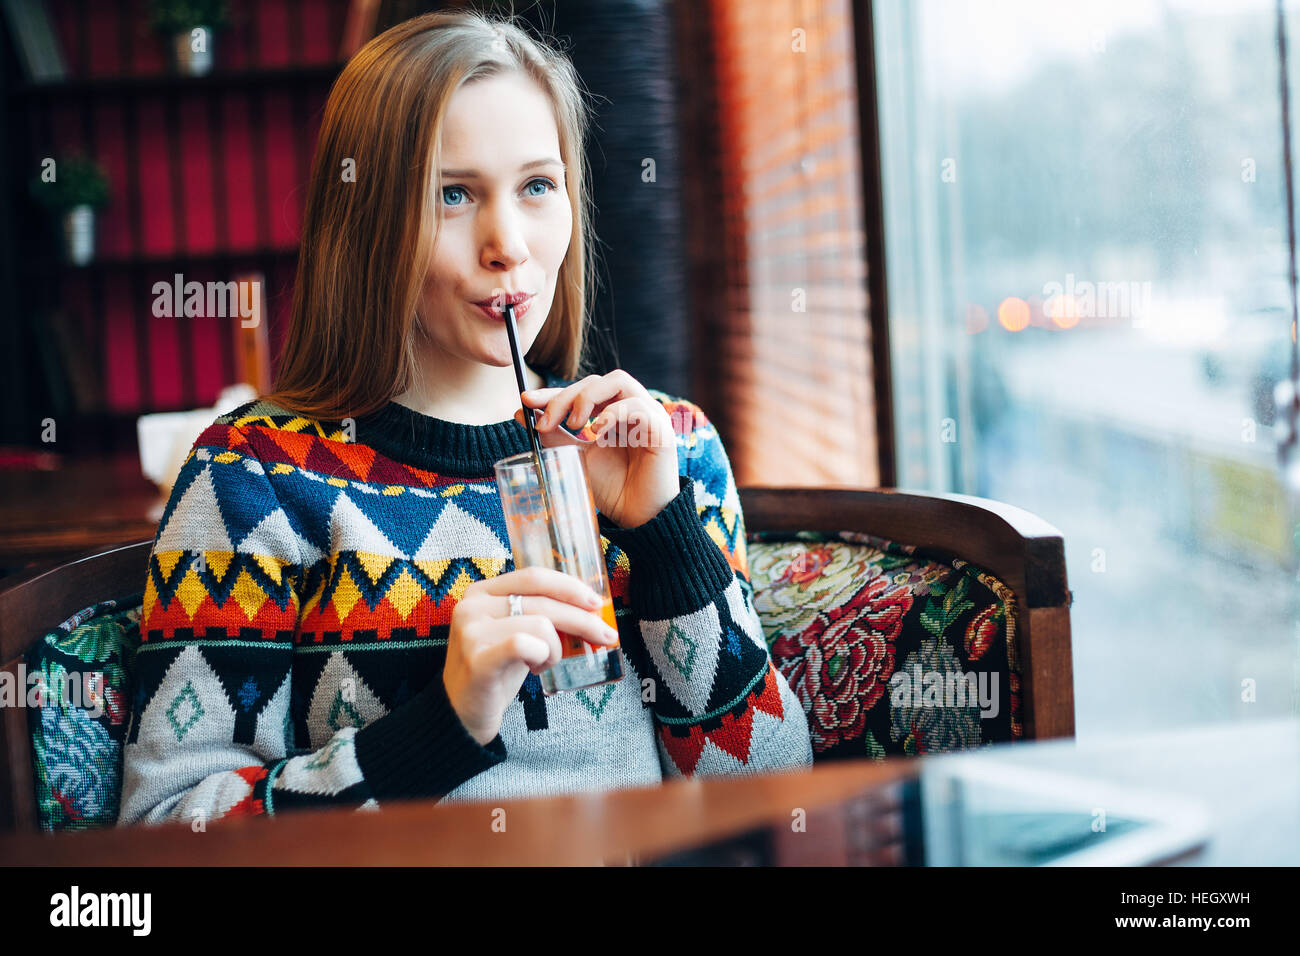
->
<box><xmin>508</xmin><ymin>593</ymin><xmax>524</xmax><ymax>617</ymax></box>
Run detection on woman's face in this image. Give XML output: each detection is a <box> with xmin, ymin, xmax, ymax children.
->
<box><xmin>416</xmin><ymin>71</ymin><xmax>573</xmax><ymax>371</ymax></box>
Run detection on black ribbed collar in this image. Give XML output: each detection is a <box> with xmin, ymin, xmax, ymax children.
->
<box><xmin>351</xmin><ymin>366</ymin><xmax>573</xmax><ymax>477</ymax></box>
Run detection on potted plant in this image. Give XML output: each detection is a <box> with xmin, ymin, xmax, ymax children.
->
<box><xmin>28</xmin><ymin>155</ymin><xmax>111</xmax><ymax>266</ymax></box>
<box><xmin>148</xmin><ymin>0</ymin><xmax>231</xmax><ymax>76</ymax></box>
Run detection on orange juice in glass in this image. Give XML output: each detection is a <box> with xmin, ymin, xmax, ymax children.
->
<box><xmin>494</xmin><ymin>444</ymin><xmax>623</xmax><ymax>694</ymax></box>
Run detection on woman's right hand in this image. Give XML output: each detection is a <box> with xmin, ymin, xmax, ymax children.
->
<box><xmin>442</xmin><ymin>566</ymin><xmax>620</xmax><ymax>747</ymax></box>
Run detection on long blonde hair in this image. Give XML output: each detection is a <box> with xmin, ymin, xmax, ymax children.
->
<box><xmin>264</xmin><ymin>8</ymin><xmax>595</xmax><ymax>419</ymax></box>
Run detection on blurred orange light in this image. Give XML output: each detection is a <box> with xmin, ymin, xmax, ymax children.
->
<box><xmin>997</xmin><ymin>296</ymin><xmax>1030</xmax><ymax>332</ymax></box>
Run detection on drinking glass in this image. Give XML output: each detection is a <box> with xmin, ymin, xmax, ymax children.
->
<box><xmin>493</xmin><ymin>444</ymin><xmax>624</xmax><ymax>694</ymax></box>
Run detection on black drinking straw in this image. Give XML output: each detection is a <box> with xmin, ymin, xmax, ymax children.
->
<box><xmin>504</xmin><ymin>302</ymin><xmax>563</xmax><ymax>561</ymax></box>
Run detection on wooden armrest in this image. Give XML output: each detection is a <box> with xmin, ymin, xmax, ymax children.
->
<box><xmin>739</xmin><ymin>486</ymin><xmax>1069</xmax><ymax>610</ymax></box>
<box><xmin>0</xmin><ymin>539</ymin><xmax>153</xmax><ymax>664</ymax></box>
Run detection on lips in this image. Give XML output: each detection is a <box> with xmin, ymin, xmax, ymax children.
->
<box><xmin>473</xmin><ymin>292</ymin><xmax>533</xmax><ymax>308</ymax></box>
<box><xmin>472</xmin><ymin>294</ymin><xmax>533</xmax><ymax>322</ymax></box>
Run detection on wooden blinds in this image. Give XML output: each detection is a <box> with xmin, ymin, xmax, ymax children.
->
<box><xmin>679</xmin><ymin>0</ymin><xmax>880</xmax><ymax>488</ymax></box>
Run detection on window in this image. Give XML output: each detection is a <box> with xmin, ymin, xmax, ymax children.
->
<box><xmin>873</xmin><ymin>0</ymin><xmax>1297</xmax><ymax>735</ymax></box>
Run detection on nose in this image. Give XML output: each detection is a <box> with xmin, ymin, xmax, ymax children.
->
<box><xmin>479</xmin><ymin>198</ymin><xmax>529</xmax><ymax>272</ymax></box>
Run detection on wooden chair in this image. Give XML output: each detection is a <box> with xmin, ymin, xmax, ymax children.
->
<box><xmin>738</xmin><ymin>487</ymin><xmax>1075</xmax><ymax>743</ymax></box>
<box><xmin>0</xmin><ymin>487</ymin><xmax>1073</xmax><ymax>833</ymax></box>
<box><xmin>0</xmin><ymin>539</ymin><xmax>152</xmax><ymax>833</ymax></box>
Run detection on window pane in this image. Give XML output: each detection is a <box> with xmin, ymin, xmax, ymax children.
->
<box><xmin>874</xmin><ymin>0</ymin><xmax>1298</xmax><ymax>735</ymax></box>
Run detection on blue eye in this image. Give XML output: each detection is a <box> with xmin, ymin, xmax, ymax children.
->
<box><xmin>442</xmin><ymin>179</ymin><xmax>556</xmax><ymax>207</ymax></box>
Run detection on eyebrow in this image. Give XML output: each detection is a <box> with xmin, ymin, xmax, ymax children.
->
<box><xmin>440</xmin><ymin>158</ymin><xmax>565</xmax><ymax>178</ymax></box>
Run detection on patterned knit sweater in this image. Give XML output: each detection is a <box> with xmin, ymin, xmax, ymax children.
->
<box><xmin>117</xmin><ymin>367</ymin><xmax>813</xmax><ymax>825</ymax></box>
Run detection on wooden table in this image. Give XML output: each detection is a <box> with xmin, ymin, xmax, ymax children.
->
<box><xmin>1</xmin><ymin>717</ymin><xmax>1295</xmax><ymax>865</ymax></box>
<box><xmin>0</xmin><ymin>759</ymin><xmax>915</xmax><ymax>866</ymax></box>
<box><xmin>0</xmin><ymin>454</ymin><xmax>163</xmax><ymax>570</ymax></box>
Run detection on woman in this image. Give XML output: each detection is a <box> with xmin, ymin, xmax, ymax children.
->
<box><xmin>118</xmin><ymin>10</ymin><xmax>811</xmax><ymax>826</ymax></box>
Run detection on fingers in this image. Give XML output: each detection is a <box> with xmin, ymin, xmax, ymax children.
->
<box><xmin>591</xmin><ymin>397</ymin><xmax>675</xmax><ymax>450</ymax></box>
<box><xmin>521</xmin><ymin>371</ymin><xmax>650</xmax><ymax>434</ymax></box>
<box><xmin>472</xmin><ymin>565</ymin><xmax>602</xmax><ymax>608</ymax></box>
<box><xmin>479</xmin><ymin>600</ymin><xmax>618</xmax><ymax>678</ymax></box>
<box><xmin>565</xmin><ymin>390</ymin><xmax>599</xmax><ymax>432</ymax></box>
<box><xmin>482</xmin><ymin>631</ymin><xmax>555</xmax><ymax>674</ymax></box>
<box><xmin>505</xmin><ymin>598</ymin><xmax>619</xmax><ymax>648</ymax></box>
<box><xmin>446</xmin><ymin>567</ymin><xmax>618</xmax><ymax>742</ymax></box>
<box><xmin>465</xmin><ymin>568</ymin><xmax>617</xmax><ymax>649</ymax></box>
<box><xmin>511</xmin><ymin>407</ymin><xmax>591</xmax><ymax>447</ymax></box>
<box><xmin>520</xmin><ymin>386</ymin><xmax>562</xmax><ymax>406</ymax></box>
<box><xmin>534</xmin><ymin>377</ymin><xmax>607</xmax><ymax>431</ymax></box>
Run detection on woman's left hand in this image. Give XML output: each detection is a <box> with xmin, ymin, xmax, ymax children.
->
<box><xmin>513</xmin><ymin>370</ymin><xmax>681</xmax><ymax>530</ymax></box>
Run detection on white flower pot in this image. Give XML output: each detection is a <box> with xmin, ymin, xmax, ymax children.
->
<box><xmin>62</xmin><ymin>205</ymin><xmax>95</xmax><ymax>266</ymax></box>
<box><xmin>172</xmin><ymin>27</ymin><xmax>215</xmax><ymax>76</ymax></box>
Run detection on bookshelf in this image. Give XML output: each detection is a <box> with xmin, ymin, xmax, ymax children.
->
<box><xmin>0</xmin><ymin>0</ymin><xmax>354</xmax><ymax>453</ymax></box>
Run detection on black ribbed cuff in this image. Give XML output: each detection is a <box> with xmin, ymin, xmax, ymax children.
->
<box><xmin>354</xmin><ymin>672</ymin><xmax>506</xmax><ymax>802</ymax></box>
<box><xmin>597</xmin><ymin>473</ymin><xmax>735</xmax><ymax>620</ymax></box>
